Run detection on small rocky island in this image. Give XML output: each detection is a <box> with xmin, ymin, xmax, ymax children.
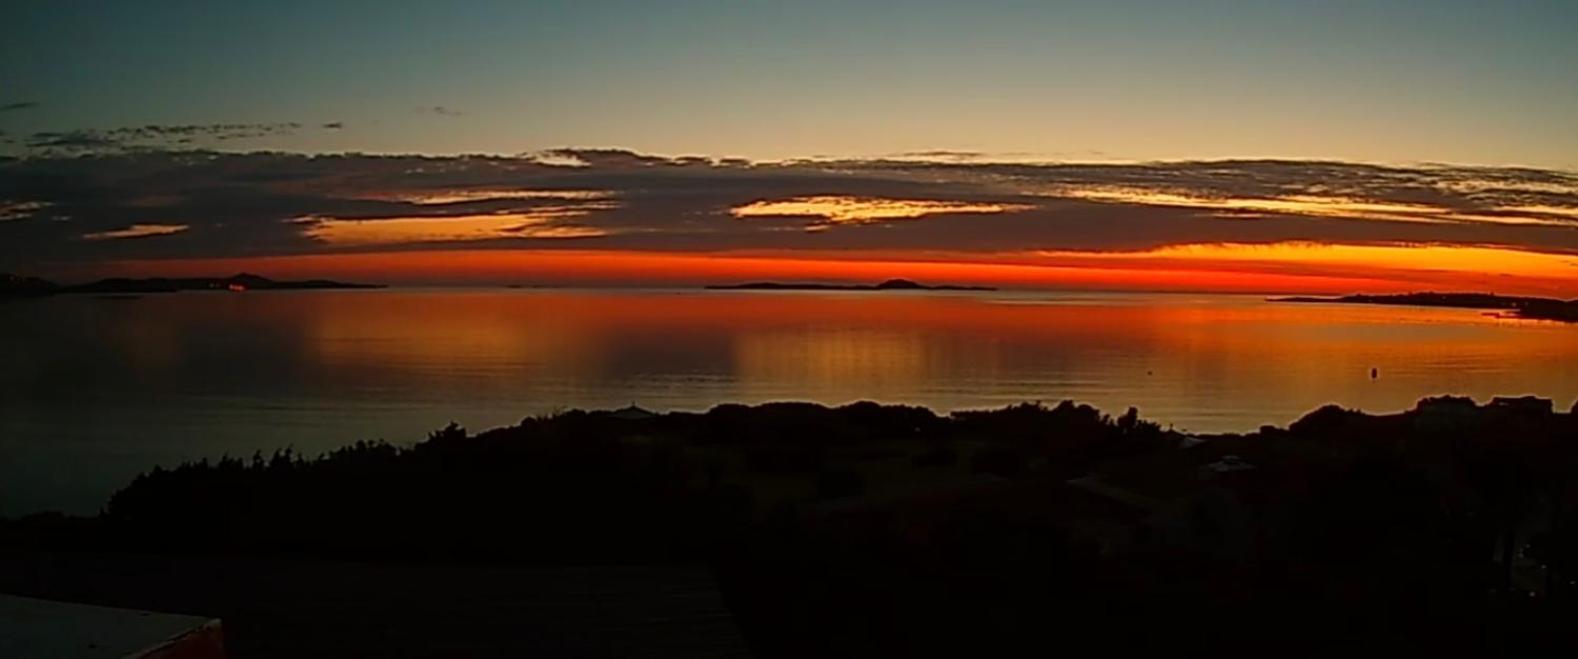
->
<box><xmin>1273</xmin><ymin>292</ymin><xmax>1578</xmax><ymax>323</ymax></box>
<box><xmin>707</xmin><ymin>278</ymin><xmax>995</xmax><ymax>292</ymax></box>
<box><xmin>2</xmin><ymin>272</ymin><xmax>383</xmax><ymax>297</ymax></box>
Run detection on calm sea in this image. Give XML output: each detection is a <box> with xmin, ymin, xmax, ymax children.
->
<box><xmin>3</xmin><ymin>288</ymin><xmax>1575</xmax><ymax>514</ymax></box>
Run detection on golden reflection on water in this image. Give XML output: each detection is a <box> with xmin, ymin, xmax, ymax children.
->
<box><xmin>4</xmin><ymin>288</ymin><xmax>1576</xmax><ymax>514</ymax></box>
<box><xmin>302</xmin><ymin>291</ymin><xmax>605</xmax><ymax>378</ymax></box>
<box><xmin>733</xmin><ymin>329</ymin><xmax>939</xmax><ymax>397</ymax></box>
<box><xmin>203</xmin><ymin>289</ymin><xmax>1578</xmax><ymax>428</ymax></box>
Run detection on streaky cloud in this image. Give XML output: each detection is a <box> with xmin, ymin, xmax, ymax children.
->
<box><xmin>1</xmin><ymin>149</ymin><xmax>1575</xmax><ymax>276</ymax></box>
<box><xmin>19</xmin><ymin>122</ymin><xmax>335</xmax><ymax>153</ymax></box>
<box><xmin>81</xmin><ymin>223</ymin><xmax>189</xmax><ymax>241</ymax></box>
<box><xmin>732</xmin><ymin>196</ymin><xmax>1033</xmax><ymax>228</ymax></box>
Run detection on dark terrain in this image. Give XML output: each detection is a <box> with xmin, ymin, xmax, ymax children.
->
<box><xmin>1</xmin><ymin>272</ymin><xmax>381</xmax><ymax>297</ymax></box>
<box><xmin>706</xmin><ymin>278</ymin><xmax>995</xmax><ymax>291</ymax></box>
<box><xmin>1275</xmin><ymin>291</ymin><xmax>1578</xmax><ymax>322</ymax></box>
<box><xmin>3</xmin><ymin>396</ymin><xmax>1578</xmax><ymax>657</ymax></box>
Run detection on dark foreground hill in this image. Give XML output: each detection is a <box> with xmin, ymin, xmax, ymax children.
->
<box><xmin>4</xmin><ymin>396</ymin><xmax>1578</xmax><ymax>657</ymax></box>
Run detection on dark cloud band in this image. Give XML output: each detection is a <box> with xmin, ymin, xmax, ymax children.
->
<box><xmin>19</xmin><ymin>122</ymin><xmax>341</xmax><ymax>153</ymax></box>
<box><xmin>1</xmin><ymin>149</ymin><xmax>1574</xmax><ymax>271</ymax></box>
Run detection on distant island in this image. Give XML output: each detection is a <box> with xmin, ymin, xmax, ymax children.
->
<box><xmin>1</xmin><ymin>272</ymin><xmax>383</xmax><ymax>297</ymax></box>
<box><xmin>707</xmin><ymin>278</ymin><xmax>995</xmax><ymax>291</ymax></box>
<box><xmin>1273</xmin><ymin>292</ymin><xmax>1578</xmax><ymax>323</ymax></box>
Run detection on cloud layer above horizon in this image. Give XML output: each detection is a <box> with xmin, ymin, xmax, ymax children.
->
<box><xmin>3</xmin><ymin>148</ymin><xmax>1577</xmax><ymax>293</ymax></box>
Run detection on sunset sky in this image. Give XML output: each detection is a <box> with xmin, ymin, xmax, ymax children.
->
<box><xmin>3</xmin><ymin>1</ymin><xmax>1577</xmax><ymax>294</ymax></box>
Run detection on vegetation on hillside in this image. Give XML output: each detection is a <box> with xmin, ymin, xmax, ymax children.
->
<box><xmin>6</xmin><ymin>396</ymin><xmax>1578</xmax><ymax>656</ymax></box>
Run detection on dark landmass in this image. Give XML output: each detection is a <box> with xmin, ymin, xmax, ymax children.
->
<box><xmin>0</xmin><ymin>273</ymin><xmax>58</xmax><ymax>297</ymax></box>
<box><xmin>0</xmin><ymin>272</ymin><xmax>383</xmax><ymax>297</ymax></box>
<box><xmin>4</xmin><ymin>395</ymin><xmax>1578</xmax><ymax>657</ymax></box>
<box><xmin>1274</xmin><ymin>291</ymin><xmax>1578</xmax><ymax>322</ymax></box>
<box><xmin>707</xmin><ymin>278</ymin><xmax>996</xmax><ymax>291</ymax></box>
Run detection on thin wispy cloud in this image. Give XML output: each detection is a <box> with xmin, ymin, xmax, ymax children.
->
<box><xmin>81</xmin><ymin>223</ymin><xmax>189</xmax><ymax>241</ymax></box>
<box><xmin>19</xmin><ymin>122</ymin><xmax>337</xmax><ymax>153</ymax></box>
<box><xmin>0</xmin><ymin>101</ymin><xmax>39</xmax><ymax>113</ymax></box>
<box><xmin>732</xmin><ymin>196</ymin><xmax>1034</xmax><ymax>228</ymax></box>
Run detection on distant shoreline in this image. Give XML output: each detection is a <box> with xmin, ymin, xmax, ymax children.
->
<box><xmin>1</xmin><ymin>273</ymin><xmax>383</xmax><ymax>297</ymax></box>
<box><xmin>706</xmin><ymin>278</ymin><xmax>995</xmax><ymax>292</ymax></box>
<box><xmin>1272</xmin><ymin>292</ymin><xmax>1578</xmax><ymax>323</ymax></box>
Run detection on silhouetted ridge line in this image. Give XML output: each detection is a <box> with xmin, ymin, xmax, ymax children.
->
<box><xmin>1273</xmin><ymin>291</ymin><xmax>1578</xmax><ymax>322</ymax></box>
<box><xmin>0</xmin><ymin>273</ymin><xmax>58</xmax><ymax>297</ymax></box>
<box><xmin>706</xmin><ymin>278</ymin><xmax>995</xmax><ymax>291</ymax></box>
<box><xmin>0</xmin><ymin>272</ymin><xmax>383</xmax><ymax>296</ymax></box>
<box><xmin>5</xmin><ymin>395</ymin><xmax>1577</xmax><ymax>656</ymax></box>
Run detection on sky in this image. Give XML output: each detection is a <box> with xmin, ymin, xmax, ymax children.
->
<box><xmin>3</xmin><ymin>1</ymin><xmax>1577</xmax><ymax>294</ymax></box>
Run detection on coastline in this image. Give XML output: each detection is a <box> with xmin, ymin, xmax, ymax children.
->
<box><xmin>4</xmin><ymin>394</ymin><xmax>1576</xmax><ymax>656</ymax></box>
<box><xmin>5</xmin><ymin>393</ymin><xmax>1571</xmax><ymax>522</ymax></box>
<box><xmin>1273</xmin><ymin>292</ymin><xmax>1578</xmax><ymax>323</ymax></box>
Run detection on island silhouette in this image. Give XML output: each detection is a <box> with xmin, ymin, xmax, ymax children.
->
<box><xmin>1</xmin><ymin>272</ymin><xmax>383</xmax><ymax>297</ymax></box>
<box><xmin>707</xmin><ymin>278</ymin><xmax>995</xmax><ymax>291</ymax></box>
<box><xmin>1274</xmin><ymin>291</ymin><xmax>1578</xmax><ymax>323</ymax></box>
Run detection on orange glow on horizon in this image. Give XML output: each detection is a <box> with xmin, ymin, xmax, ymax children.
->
<box><xmin>1045</xmin><ymin>186</ymin><xmax>1578</xmax><ymax>227</ymax></box>
<box><xmin>1034</xmin><ymin>242</ymin><xmax>1578</xmax><ymax>284</ymax></box>
<box><xmin>75</xmin><ymin>240</ymin><xmax>1578</xmax><ymax>297</ymax></box>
